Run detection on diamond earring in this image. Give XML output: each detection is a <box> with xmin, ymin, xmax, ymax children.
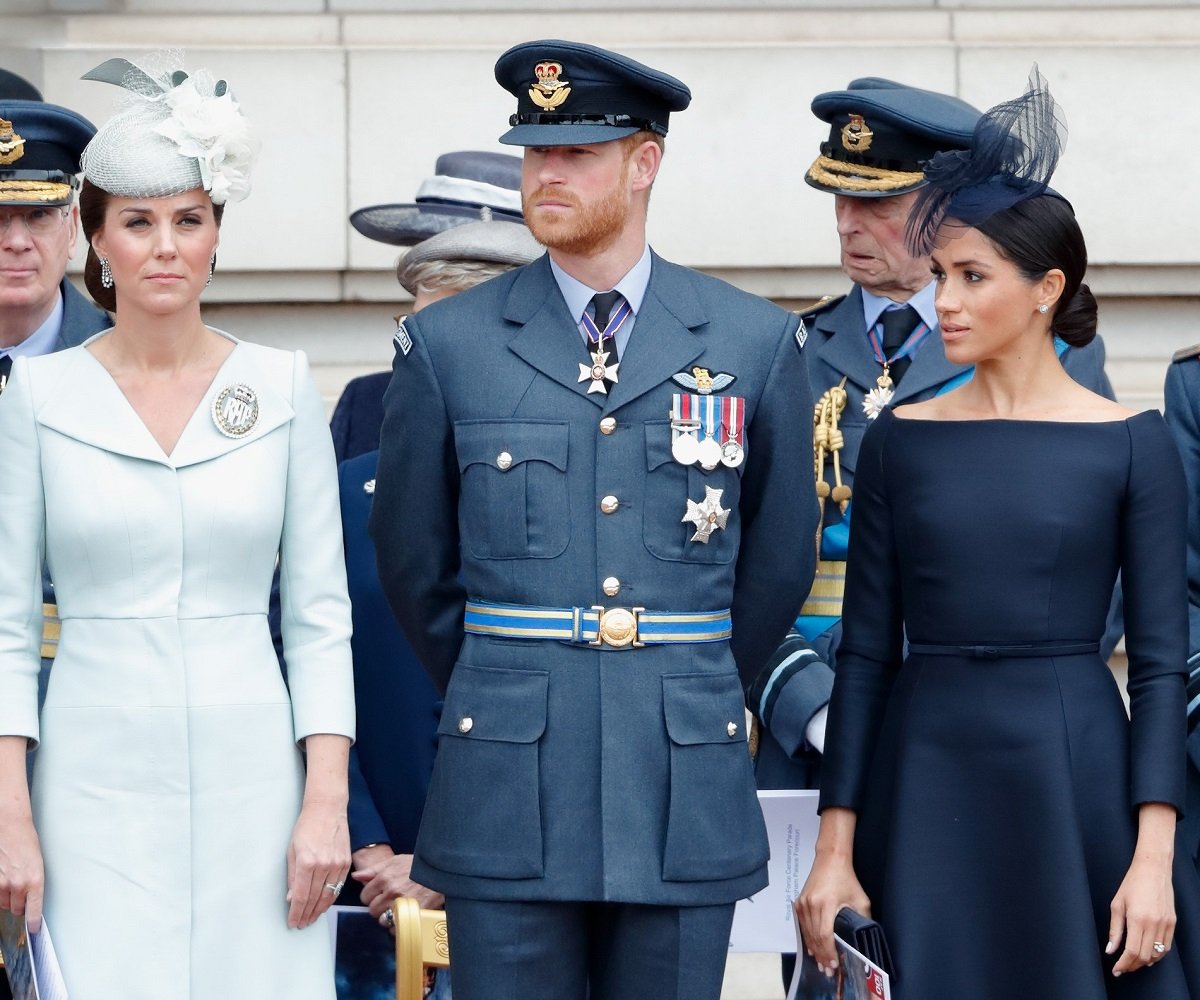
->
<box><xmin>100</xmin><ymin>256</ymin><xmax>113</xmax><ymax>289</ymax></box>
<box><xmin>1037</xmin><ymin>303</ymin><xmax>1049</xmax><ymax>314</ymax></box>
<box><xmin>206</xmin><ymin>252</ymin><xmax>215</xmax><ymax>287</ymax></box>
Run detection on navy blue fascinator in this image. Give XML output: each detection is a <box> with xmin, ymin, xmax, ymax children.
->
<box><xmin>906</xmin><ymin>67</ymin><xmax>1066</xmax><ymax>255</ymax></box>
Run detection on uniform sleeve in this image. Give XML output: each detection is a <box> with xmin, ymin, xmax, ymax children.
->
<box><xmin>1123</xmin><ymin>412</ymin><xmax>1190</xmax><ymax>810</ymax></box>
<box><xmin>730</xmin><ymin>313</ymin><xmax>819</xmax><ymax>688</ymax></box>
<box><xmin>279</xmin><ymin>350</ymin><xmax>356</xmax><ymax>742</ymax></box>
<box><xmin>1164</xmin><ymin>361</ymin><xmax>1200</xmax><ymax>659</ymax></box>
<box><xmin>818</xmin><ymin>413</ymin><xmax>903</xmax><ymax>812</ymax></box>
<box><xmin>0</xmin><ymin>358</ymin><xmax>46</xmax><ymax>744</ymax></box>
<box><xmin>369</xmin><ymin>315</ymin><xmax>465</xmax><ymax>695</ymax></box>
<box><xmin>347</xmin><ymin>744</ymin><xmax>390</xmax><ymax>850</ymax></box>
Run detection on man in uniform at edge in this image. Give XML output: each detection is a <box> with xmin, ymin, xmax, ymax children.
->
<box><xmin>750</xmin><ymin>81</ymin><xmax>1115</xmax><ymax>812</ymax></box>
<box><xmin>0</xmin><ymin>75</ymin><xmax>107</xmax><ymax>388</ymax></box>
<box><xmin>370</xmin><ymin>39</ymin><xmax>816</xmax><ymax>1000</ymax></box>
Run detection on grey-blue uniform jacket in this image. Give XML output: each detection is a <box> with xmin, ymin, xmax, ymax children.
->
<box><xmin>1162</xmin><ymin>347</ymin><xmax>1200</xmax><ymax>867</ymax></box>
<box><xmin>370</xmin><ymin>251</ymin><xmax>816</xmax><ymax>906</ymax></box>
<box><xmin>754</xmin><ymin>283</ymin><xmax>1115</xmax><ymax>792</ymax></box>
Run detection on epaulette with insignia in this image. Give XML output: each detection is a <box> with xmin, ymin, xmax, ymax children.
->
<box><xmin>1172</xmin><ymin>343</ymin><xmax>1200</xmax><ymax>363</ymax></box>
<box><xmin>795</xmin><ymin>294</ymin><xmax>846</xmax><ymax>322</ymax></box>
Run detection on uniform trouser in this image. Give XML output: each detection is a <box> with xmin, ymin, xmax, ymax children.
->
<box><xmin>444</xmin><ymin>897</ymin><xmax>737</xmax><ymax>1000</ymax></box>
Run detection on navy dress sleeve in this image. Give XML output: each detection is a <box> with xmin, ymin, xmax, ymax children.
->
<box><xmin>818</xmin><ymin>410</ymin><xmax>903</xmax><ymax>813</ymax></box>
<box><xmin>1122</xmin><ymin>413</ymin><xmax>1190</xmax><ymax>811</ymax></box>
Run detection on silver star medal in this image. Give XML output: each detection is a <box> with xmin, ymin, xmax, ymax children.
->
<box><xmin>862</xmin><ymin>368</ymin><xmax>894</xmax><ymax>420</ymax></box>
<box><xmin>578</xmin><ymin>348</ymin><xmax>619</xmax><ymax>395</ymax></box>
<box><xmin>682</xmin><ymin>485</ymin><xmax>730</xmax><ymax>544</ymax></box>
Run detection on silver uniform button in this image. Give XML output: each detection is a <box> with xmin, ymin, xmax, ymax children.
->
<box><xmin>600</xmin><ymin>495</ymin><xmax>619</xmax><ymax>514</ymax></box>
<box><xmin>602</xmin><ymin>577</ymin><xmax>621</xmax><ymax>597</ymax></box>
<box><xmin>496</xmin><ymin>452</ymin><xmax>513</xmax><ymax>471</ymax></box>
<box><xmin>727</xmin><ymin>721</ymin><xmax>739</xmax><ymax>738</ymax></box>
<box><xmin>459</xmin><ymin>717</ymin><xmax>474</xmax><ymax>734</ymax></box>
<box><xmin>599</xmin><ymin>417</ymin><xmax>617</xmax><ymax>435</ymax></box>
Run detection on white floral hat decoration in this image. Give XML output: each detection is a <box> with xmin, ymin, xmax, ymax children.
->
<box><xmin>80</xmin><ymin>53</ymin><xmax>258</xmax><ymax>205</ymax></box>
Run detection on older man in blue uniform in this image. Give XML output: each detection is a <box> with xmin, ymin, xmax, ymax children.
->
<box><xmin>1162</xmin><ymin>349</ymin><xmax>1200</xmax><ymax>872</ymax></box>
<box><xmin>371</xmin><ymin>39</ymin><xmax>816</xmax><ymax>1000</ymax></box>
<box><xmin>750</xmin><ymin>79</ymin><xmax>1115</xmax><ymax>797</ymax></box>
<box><xmin>0</xmin><ymin>71</ymin><xmax>106</xmax><ymax>1000</ymax></box>
<box><xmin>0</xmin><ymin>89</ymin><xmax>107</xmax><ymax>684</ymax></box>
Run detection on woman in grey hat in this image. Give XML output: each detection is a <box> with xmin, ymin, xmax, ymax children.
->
<box><xmin>0</xmin><ymin>55</ymin><xmax>354</xmax><ymax>999</ymax></box>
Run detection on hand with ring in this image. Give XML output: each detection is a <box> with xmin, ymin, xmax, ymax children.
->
<box><xmin>378</xmin><ymin>907</ymin><xmax>395</xmax><ymax>932</ymax></box>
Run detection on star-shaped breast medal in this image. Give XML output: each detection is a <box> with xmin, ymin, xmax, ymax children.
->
<box><xmin>578</xmin><ymin>348</ymin><xmax>620</xmax><ymax>395</ymax></box>
<box><xmin>862</xmin><ymin>371</ymin><xmax>894</xmax><ymax>420</ymax></box>
<box><xmin>682</xmin><ymin>485</ymin><xmax>730</xmax><ymax>544</ymax></box>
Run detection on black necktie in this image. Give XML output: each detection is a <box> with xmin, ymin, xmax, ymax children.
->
<box><xmin>879</xmin><ymin>304</ymin><xmax>920</xmax><ymax>385</ymax></box>
<box><xmin>591</xmin><ymin>290</ymin><xmax>621</xmax><ymax>333</ymax></box>
<box><xmin>0</xmin><ymin>354</ymin><xmax>11</xmax><ymax>394</ymax></box>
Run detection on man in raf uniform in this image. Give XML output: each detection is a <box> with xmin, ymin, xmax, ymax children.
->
<box><xmin>750</xmin><ymin>79</ymin><xmax>1115</xmax><ymax>798</ymax></box>
<box><xmin>371</xmin><ymin>39</ymin><xmax>816</xmax><ymax>1000</ymax></box>
<box><xmin>1160</xmin><ymin>349</ymin><xmax>1200</xmax><ymax>873</ymax></box>
<box><xmin>0</xmin><ymin>86</ymin><xmax>107</xmax><ymax>679</ymax></box>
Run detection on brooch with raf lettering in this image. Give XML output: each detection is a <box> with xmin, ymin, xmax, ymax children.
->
<box><xmin>212</xmin><ymin>383</ymin><xmax>260</xmax><ymax>438</ymax></box>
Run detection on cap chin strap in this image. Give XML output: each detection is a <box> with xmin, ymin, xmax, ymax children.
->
<box><xmin>508</xmin><ymin>111</ymin><xmax>666</xmax><ymax>136</ymax></box>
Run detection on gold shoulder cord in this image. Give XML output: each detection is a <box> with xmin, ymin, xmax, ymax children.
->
<box><xmin>813</xmin><ymin>376</ymin><xmax>852</xmax><ymax>556</ymax></box>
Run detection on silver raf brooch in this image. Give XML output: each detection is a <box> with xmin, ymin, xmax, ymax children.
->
<box><xmin>211</xmin><ymin>383</ymin><xmax>260</xmax><ymax>438</ymax></box>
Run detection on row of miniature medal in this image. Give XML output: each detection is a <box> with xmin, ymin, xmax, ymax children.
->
<box><xmin>670</xmin><ymin>392</ymin><xmax>745</xmax><ymax>469</ymax></box>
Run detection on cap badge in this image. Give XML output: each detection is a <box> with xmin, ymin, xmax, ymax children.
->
<box><xmin>0</xmin><ymin>119</ymin><xmax>26</xmax><ymax>166</ymax></box>
<box><xmin>530</xmin><ymin>61</ymin><xmax>571</xmax><ymax>110</ymax></box>
<box><xmin>211</xmin><ymin>383</ymin><xmax>260</xmax><ymax>438</ymax></box>
<box><xmin>840</xmin><ymin>114</ymin><xmax>874</xmax><ymax>153</ymax></box>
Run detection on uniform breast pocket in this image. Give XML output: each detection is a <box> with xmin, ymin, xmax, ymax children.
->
<box><xmin>455</xmin><ymin>420</ymin><xmax>569</xmax><ymax>560</ymax></box>
<box><xmin>660</xmin><ymin>672</ymin><xmax>768</xmax><ymax>881</ymax></box>
<box><xmin>641</xmin><ymin>420</ymin><xmax>741</xmax><ymax>564</ymax></box>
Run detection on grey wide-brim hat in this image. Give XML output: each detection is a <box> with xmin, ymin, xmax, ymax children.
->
<box><xmin>351</xmin><ymin>150</ymin><xmax>525</xmax><ymax>247</ymax></box>
<box><xmin>396</xmin><ymin>220</ymin><xmax>544</xmax><ymax>295</ymax></box>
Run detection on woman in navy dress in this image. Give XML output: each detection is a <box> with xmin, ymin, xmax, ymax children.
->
<box><xmin>797</xmin><ymin>72</ymin><xmax>1200</xmax><ymax>999</ymax></box>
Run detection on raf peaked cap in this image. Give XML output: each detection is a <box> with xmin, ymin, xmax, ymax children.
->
<box><xmin>0</xmin><ymin>99</ymin><xmax>96</xmax><ymax>206</ymax></box>
<box><xmin>806</xmin><ymin>78</ymin><xmax>980</xmax><ymax>198</ymax></box>
<box><xmin>495</xmin><ymin>39</ymin><xmax>691</xmax><ymax>146</ymax></box>
<box><xmin>350</xmin><ymin>150</ymin><xmax>525</xmax><ymax>247</ymax></box>
<box><xmin>0</xmin><ymin>68</ymin><xmax>43</xmax><ymax>102</ymax></box>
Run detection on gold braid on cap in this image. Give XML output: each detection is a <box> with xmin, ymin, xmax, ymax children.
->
<box><xmin>0</xmin><ymin>180</ymin><xmax>72</xmax><ymax>203</ymax></box>
<box><xmin>807</xmin><ymin>154</ymin><xmax>924</xmax><ymax>193</ymax></box>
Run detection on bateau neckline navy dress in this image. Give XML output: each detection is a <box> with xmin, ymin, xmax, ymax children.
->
<box><xmin>820</xmin><ymin>406</ymin><xmax>1200</xmax><ymax>999</ymax></box>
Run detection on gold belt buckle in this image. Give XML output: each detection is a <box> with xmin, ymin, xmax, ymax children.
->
<box><xmin>590</xmin><ymin>605</ymin><xmax>646</xmax><ymax>648</ymax></box>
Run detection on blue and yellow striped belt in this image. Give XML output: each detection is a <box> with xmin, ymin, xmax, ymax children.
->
<box><xmin>464</xmin><ymin>600</ymin><xmax>732</xmax><ymax>649</ymax></box>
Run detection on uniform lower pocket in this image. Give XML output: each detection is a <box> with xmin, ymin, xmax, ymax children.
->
<box><xmin>416</xmin><ymin>663</ymin><xmax>548</xmax><ymax>878</ymax></box>
<box><xmin>661</xmin><ymin>672</ymin><xmax>769</xmax><ymax>881</ymax></box>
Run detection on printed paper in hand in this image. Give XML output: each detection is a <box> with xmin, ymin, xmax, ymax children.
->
<box><xmin>729</xmin><ymin>789</ymin><xmax>820</xmax><ymax>953</ymax></box>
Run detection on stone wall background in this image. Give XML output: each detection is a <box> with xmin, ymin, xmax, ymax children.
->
<box><xmin>4</xmin><ymin>2</ymin><xmax>1197</xmax><ymax>410</ymax></box>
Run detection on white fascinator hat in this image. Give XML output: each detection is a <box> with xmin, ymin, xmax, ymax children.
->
<box><xmin>80</xmin><ymin>53</ymin><xmax>258</xmax><ymax>205</ymax></box>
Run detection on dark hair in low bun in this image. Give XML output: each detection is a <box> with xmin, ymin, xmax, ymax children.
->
<box><xmin>1050</xmin><ymin>281</ymin><xmax>1098</xmax><ymax>349</ymax></box>
<box><xmin>974</xmin><ymin>193</ymin><xmax>1097</xmax><ymax>348</ymax></box>
<box><xmin>78</xmin><ymin>178</ymin><xmax>226</xmax><ymax>315</ymax></box>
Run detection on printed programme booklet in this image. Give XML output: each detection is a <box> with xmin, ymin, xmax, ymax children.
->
<box><xmin>729</xmin><ymin>789</ymin><xmax>820</xmax><ymax>953</ymax></box>
<box><xmin>0</xmin><ymin>910</ymin><xmax>68</xmax><ymax>1000</ymax></box>
<box><xmin>789</xmin><ymin>920</ymin><xmax>892</xmax><ymax>1000</ymax></box>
